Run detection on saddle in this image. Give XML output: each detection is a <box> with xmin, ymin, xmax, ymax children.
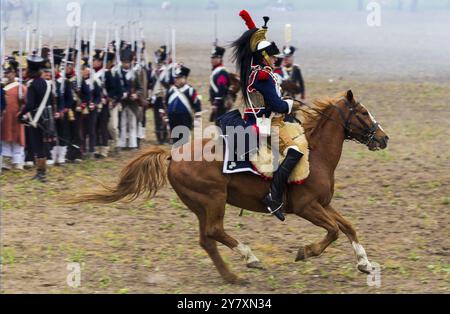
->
<box><xmin>220</xmin><ymin>109</ymin><xmax>310</xmax><ymax>185</ymax></box>
<box><xmin>250</xmin><ymin>122</ymin><xmax>310</xmax><ymax>184</ymax></box>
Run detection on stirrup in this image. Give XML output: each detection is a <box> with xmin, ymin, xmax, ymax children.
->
<box><xmin>263</xmin><ymin>194</ymin><xmax>286</xmax><ymax>222</ymax></box>
<box><xmin>268</xmin><ymin>203</ymin><xmax>283</xmax><ymax>215</ymax></box>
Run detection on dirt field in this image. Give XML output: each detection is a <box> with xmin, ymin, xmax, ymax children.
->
<box><xmin>1</xmin><ymin>6</ymin><xmax>449</xmax><ymax>294</ymax></box>
<box><xmin>1</xmin><ymin>72</ymin><xmax>449</xmax><ymax>293</ymax></box>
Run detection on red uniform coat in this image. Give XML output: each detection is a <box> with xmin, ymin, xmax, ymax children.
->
<box><xmin>1</xmin><ymin>81</ymin><xmax>27</xmax><ymax>146</ymax></box>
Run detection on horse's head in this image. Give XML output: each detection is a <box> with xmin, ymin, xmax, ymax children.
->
<box><xmin>338</xmin><ymin>90</ymin><xmax>389</xmax><ymax>151</ymax></box>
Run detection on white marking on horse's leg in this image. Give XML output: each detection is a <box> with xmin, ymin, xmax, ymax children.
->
<box><xmin>234</xmin><ymin>242</ymin><xmax>260</xmax><ymax>265</ymax></box>
<box><xmin>352</xmin><ymin>241</ymin><xmax>372</xmax><ymax>271</ymax></box>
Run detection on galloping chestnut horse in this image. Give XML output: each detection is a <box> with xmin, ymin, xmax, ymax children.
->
<box><xmin>73</xmin><ymin>90</ymin><xmax>389</xmax><ymax>284</ymax></box>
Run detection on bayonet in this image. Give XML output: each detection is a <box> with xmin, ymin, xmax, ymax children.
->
<box><xmin>25</xmin><ymin>24</ymin><xmax>31</xmax><ymax>54</ymax></box>
<box><xmin>284</xmin><ymin>24</ymin><xmax>292</xmax><ymax>45</ymax></box>
<box><xmin>213</xmin><ymin>13</ymin><xmax>218</xmax><ymax>47</ymax></box>
<box><xmin>76</xmin><ymin>26</ymin><xmax>82</xmax><ymax>89</ymax></box>
<box><xmin>18</xmin><ymin>32</ymin><xmax>24</xmax><ymax>101</ymax></box>
<box><xmin>171</xmin><ymin>28</ymin><xmax>176</xmax><ymax>76</ymax></box>
<box><xmin>102</xmin><ymin>26</ymin><xmax>110</xmax><ymax>84</ymax></box>
<box><xmin>60</xmin><ymin>34</ymin><xmax>70</xmax><ymax>96</ymax></box>
<box><xmin>49</xmin><ymin>30</ymin><xmax>57</xmax><ymax>98</ymax></box>
<box><xmin>88</xmin><ymin>21</ymin><xmax>97</xmax><ymax>91</ymax></box>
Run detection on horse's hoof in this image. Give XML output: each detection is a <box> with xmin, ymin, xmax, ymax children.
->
<box><xmin>295</xmin><ymin>247</ymin><xmax>306</xmax><ymax>262</ymax></box>
<box><xmin>247</xmin><ymin>261</ymin><xmax>265</xmax><ymax>270</ymax></box>
<box><xmin>357</xmin><ymin>262</ymin><xmax>372</xmax><ymax>274</ymax></box>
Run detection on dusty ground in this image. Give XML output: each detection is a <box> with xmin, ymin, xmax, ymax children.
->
<box><xmin>1</xmin><ymin>72</ymin><xmax>449</xmax><ymax>293</ymax></box>
<box><xmin>1</xmin><ymin>7</ymin><xmax>450</xmax><ymax>293</ymax></box>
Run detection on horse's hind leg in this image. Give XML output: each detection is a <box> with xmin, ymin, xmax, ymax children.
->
<box><xmin>295</xmin><ymin>201</ymin><xmax>340</xmax><ymax>261</ymax></box>
<box><xmin>325</xmin><ymin>205</ymin><xmax>373</xmax><ymax>274</ymax></box>
<box><xmin>202</xmin><ymin>205</ymin><xmax>264</xmax><ymax>270</ymax></box>
<box><xmin>196</xmin><ymin>213</ymin><xmax>244</xmax><ymax>284</ymax></box>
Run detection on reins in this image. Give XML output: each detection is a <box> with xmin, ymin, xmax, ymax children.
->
<box><xmin>296</xmin><ymin>98</ymin><xmax>379</xmax><ymax>146</ymax></box>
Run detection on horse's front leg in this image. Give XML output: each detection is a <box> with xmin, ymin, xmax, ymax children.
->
<box><xmin>294</xmin><ymin>201</ymin><xmax>340</xmax><ymax>261</ymax></box>
<box><xmin>325</xmin><ymin>204</ymin><xmax>373</xmax><ymax>274</ymax></box>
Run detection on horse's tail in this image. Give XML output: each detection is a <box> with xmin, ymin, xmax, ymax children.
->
<box><xmin>69</xmin><ymin>147</ymin><xmax>171</xmax><ymax>204</ymax></box>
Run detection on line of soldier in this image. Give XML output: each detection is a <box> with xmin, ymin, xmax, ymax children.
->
<box><xmin>1</xmin><ymin>41</ymin><xmax>305</xmax><ymax>182</ymax></box>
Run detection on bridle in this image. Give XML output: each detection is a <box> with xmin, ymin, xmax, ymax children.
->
<box><xmin>299</xmin><ymin>98</ymin><xmax>380</xmax><ymax>147</ymax></box>
<box><xmin>333</xmin><ymin>98</ymin><xmax>380</xmax><ymax>146</ymax></box>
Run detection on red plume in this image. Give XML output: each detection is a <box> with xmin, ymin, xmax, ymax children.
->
<box><xmin>239</xmin><ymin>10</ymin><xmax>256</xmax><ymax>30</ymax></box>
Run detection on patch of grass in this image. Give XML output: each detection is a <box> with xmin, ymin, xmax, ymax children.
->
<box><xmin>170</xmin><ymin>197</ymin><xmax>184</xmax><ymax>210</ymax></box>
<box><xmin>341</xmin><ymin>267</ymin><xmax>357</xmax><ymax>279</ymax></box>
<box><xmin>292</xmin><ymin>282</ymin><xmax>306</xmax><ymax>290</ymax></box>
<box><xmin>104</xmin><ymin>231</ymin><xmax>125</xmax><ymax>248</ymax></box>
<box><xmin>354</xmin><ymin>151</ymin><xmax>368</xmax><ymax>160</ymax></box>
<box><xmin>159</xmin><ymin>223</ymin><xmax>175</xmax><ymax>231</ymax></box>
<box><xmin>117</xmin><ymin>288</ymin><xmax>130</xmax><ymax>294</ymax></box>
<box><xmin>441</xmin><ymin>197</ymin><xmax>450</xmax><ymax>206</ymax></box>
<box><xmin>407</xmin><ymin>252</ymin><xmax>422</xmax><ymax>262</ymax></box>
<box><xmin>140</xmin><ymin>256</ymin><xmax>153</xmax><ymax>268</ymax></box>
<box><xmin>320</xmin><ymin>270</ymin><xmax>330</xmax><ymax>278</ymax></box>
<box><xmin>1</xmin><ymin>247</ymin><xmax>16</xmax><ymax>265</ymax></box>
<box><xmin>107</xmin><ymin>253</ymin><xmax>125</xmax><ymax>263</ymax></box>
<box><xmin>99</xmin><ymin>276</ymin><xmax>112</xmax><ymax>288</ymax></box>
<box><xmin>267</xmin><ymin>275</ymin><xmax>279</xmax><ymax>289</ymax></box>
<box><xmin>301</xmin><ymin>261</ymin><xmax>318</xmax><ymax>275</ymax></box>
<box><xmin>334</xmin><ymin>191</ymin><xmax>344</xmax><ymax>199</ymax></box>
<box><xmin>144</xmin><ymin>201</ymin><xmax>155</xmax><ymax>209</ymax></box>
<box><xmin>374</xmin><ymin>150</ymin><xmax>394</xmax><ymax>162</ymax></box>
<box><xmin>0</xmin><ymin>199</ymin><xmax>14</xmax><ymax>211</ymax></box>
<box><xmin>427</xmin><ymin>181</ymin><xmax>441</xmax><ymax>189</ymax></box>
<box><xmin>427</xmin><ymin>263</ymin><xmax>450</xmax><ymax>276</ymax></box>
<box><xmin>367</xmin><ymin>196</ymin><xmax>376</xmax><ymax>205</ymax></box>
<box><xmin>68</xmin><ymin>248</ymin><xmax>86</xmax><ymax>263</ymax></box>
<box><xmin>385</xmin><ymin>260</ymin><xmax>410</xmax><ymax>276</ymax></box>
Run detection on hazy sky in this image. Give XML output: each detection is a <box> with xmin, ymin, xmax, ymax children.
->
<box><xmin>1</xmin><ymin>0</ymin><xmax>449</xmax><ymax>81</ymax></box>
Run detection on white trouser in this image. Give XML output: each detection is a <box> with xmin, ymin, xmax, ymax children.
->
<box><xmin>51</xmin><ymin>146</ymin><xmax>68</xmax><ymax>164</ymax></box>
<box><xmin>1</xmin><ymin>141</ymin><xmax>25</xmax><ymax>165</ymax></box>
<box><xmin>119</xmin><ymin>106</ymin><xmax>138</xmax><ymax>148</ymax></box>
<box><xmin>108</xmin><ymin>104</ymin><xmax>120</xmax><ymax>149</ymax></box>
<box><xmin>138</xmin><ymin>122</ymin><xmax>146</xmax><ymax>140</ymax></box>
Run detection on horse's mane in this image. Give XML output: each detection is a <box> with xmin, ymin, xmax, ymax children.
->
<box><xmin>298</xmin><ymin>91</ymin><xmax>347</xmax><ymax>136</ymax></box>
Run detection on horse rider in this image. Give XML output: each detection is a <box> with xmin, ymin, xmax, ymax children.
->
<box><xmin>218</xmin><ymin>10</ymin><xmax>305</xmax><ymax>222</ymax></box>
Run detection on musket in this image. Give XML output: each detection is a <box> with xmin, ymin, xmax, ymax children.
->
<box><xmin>88</xmin><ymin>21</ymin><xmax>97</xmax><ymax>91</ymax></box>
<box><xmin>76</xmin><ymin>26</ymin><xmax>82</xmax><ymax>89</ymax></box>
<box><xmin>25</xmin><ymin>24</ymin><xmax>31</xmax><ymax>54</ymax></box>
<box><xmin>171</xmin><ymin>28</ymin><xmax>176</xmax><ymax>77</ymax></box>
<box><xmin>114</xmin><ymin>26</ymin><xmax>121</xmax><ymax>73</ymax></box>
<box><xmin>49</xmin><ymin>30</ymin><xmax>57</xmax><ymax>98</ymax></box>
<box><xmin>18</xmin><ymin>34</ymin><xmax>24</xmax><ymax>102</ymax></box>
<box><xmin>30</xmin><ymin>2</ymin><xmax>40</xmax><ymax>54</ymax></box>
<box><xmin>284</xmin><ymin>24</ymin><xmax>292</xmax><ymax>46</ymax></box>
<box><xmin>213</xmin><ymin>12</ymin><xmax>218</xmax><ymax>47</ymax></box>
<box><xmin>102</xmin><ymin>26</ymin><xmax>110</xmax><ymax>84</ymax></box>
<box><xmin>0</xmin><ymin>23</ymin><xmax>5</xmax><ymax>86</ymax></box>
<box><xmin>139</xmin><ymin>22</ymin><xmax>146</xmax><ymax>68</ymax></box>
<box><xmin>37</xmin><ymin>29</ymin><xmax>42</xmax><ymax>56</ymax></box>
<box><xmin>60</xmin><ymin>34</ymin><xmax>70</xmax><ymax>97</ymax></box>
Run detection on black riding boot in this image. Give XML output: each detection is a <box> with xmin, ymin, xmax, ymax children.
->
<box><xmin>262</xmin><ymin>149</ymin><xmax>303</xmax><ymax>221</ymax></box>
<box><xmin>32</xmin><ymin>158</ymin><xmax>47</xmax><ymax>183</ymax></box>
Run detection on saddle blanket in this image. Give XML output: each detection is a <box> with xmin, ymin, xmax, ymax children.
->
<box><xmin>222</xmin><ymin>122</ymin><xmax>310</xmax><ymax>185</ymax></box>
